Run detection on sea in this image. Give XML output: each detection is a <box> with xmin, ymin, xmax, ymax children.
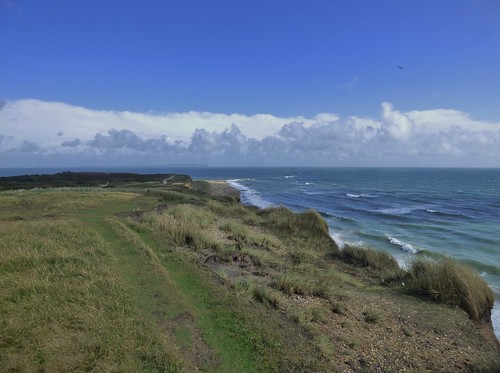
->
<box><xmin>1</xmin><ymin>166</ymin><xmax>499</xmax><ymax>339</ymax></box>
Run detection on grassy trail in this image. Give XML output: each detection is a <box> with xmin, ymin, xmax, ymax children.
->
<box><xmin>0</xmin><ymin>190</ymin><xmax>329</xmax><ymax>371</ymax></box>
<box><xmin>79</xmin><ymin>200</ymin><xmax>331</xmax><ymax>372</ymax></box>
<box><xmin>98</xmin><ymin>216</ymin><xmax>266</xmax><ymax>372</ymax></box>
<box><xmin>77</xmin><ymin>201</ymin><xmax>257</xmax><ymax>372</ymax></box>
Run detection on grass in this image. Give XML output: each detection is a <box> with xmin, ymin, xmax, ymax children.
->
<box><xmin>262</xmin><ymin>207</ymin><xmax>340</xmax><ymax>258</ymax></box>
<box><xmin>342</xmin><ymin>244</ymin><xmax>400</xmax><ymax>271</ymax></box>
<box><xmin>0</xmin><ymin>218</ymin><xmax>181</xmax><ymax>372</ymax></box>
<box><xmin>1</xmin><ymin>177</ymin><xmax>498</xmax><ymax>372</ymax></box>
<box><xmin>251</xmin><ymin>285</ymin><xmax>284</xmax><ymax>309</ymax></box>
<box><xmin>147</xmin><ymin>210</ymin><xmax>220</xmax><ymax>252</ymax></box>
<box><xmin>272</xmin><ymin>273</ymin><xmax>326</xmax><ymax>297</ymax></box>
<box><xmin>405</xmin><ymin>257</ymin><xmax>494</xmax><ymax>321</ymax></box>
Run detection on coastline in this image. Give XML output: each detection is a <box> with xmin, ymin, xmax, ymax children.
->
<box><xmin>1</xmin><ymin>173</ymin><xmax>499</xmax><ymax>371</ymax></box>
<box><xmin>224</xmin><ymin>177</ymin><xmax>500</xmax><ymax>342</ymax></box>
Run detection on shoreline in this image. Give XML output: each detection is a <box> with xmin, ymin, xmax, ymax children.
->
<box><xmin>221</xmin><ymin>177</ymin><xmax>500</xmax><ymax>342</ymax></box>
<box><xmin>1</xmin><ymin>173</ymin><xmax>499</xmax><ymax>370</ymax></box>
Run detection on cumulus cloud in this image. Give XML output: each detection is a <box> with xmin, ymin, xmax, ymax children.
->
<box><xmin>1</xmin><ymin>98</ymin><xmax>499</xmax><ymax>167</ymax></box>
<box><xmin>61</xmin><ymin>139</ymin><xmax>81</xmax><ymax>147</ymax></box>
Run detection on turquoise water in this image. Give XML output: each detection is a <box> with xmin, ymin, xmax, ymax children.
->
<box><xmin>2</xmin><ymin>167</ymin><xmax>499</xmax><ymax>337</ymax></box>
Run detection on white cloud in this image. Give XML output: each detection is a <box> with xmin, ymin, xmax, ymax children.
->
<box><xmin>1</xmin><ymin>98</ymin><xmax>499</xmax><ymax>167</ymax></box>
<box><xmin>0</xmin><ymin>99</ymin><xmax>313</xmax><ymax>148</ymax></box>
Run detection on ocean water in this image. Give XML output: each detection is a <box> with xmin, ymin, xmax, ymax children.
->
<box><xmin>1</xmin><ymin>166</ymin><xmax>499</xmax><ymax>338</ymax></box>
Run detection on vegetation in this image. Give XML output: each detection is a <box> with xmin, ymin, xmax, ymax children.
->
<box><xmin>0</xmin><ymin>171</ymin><xmax>191</xmax><ymax>190</ymax></box>
<box><xmin>0</xmin><ymin>173</ymin><xmax>498</xmax><ymax>372</ymax></box>
<box><xmin>405</xmin><ymin>257</ymin><xmax>495</xmax><ymax>321</ymax></box>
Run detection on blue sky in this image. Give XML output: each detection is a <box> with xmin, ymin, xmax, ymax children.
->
<box><xmin>1</xmin><ymin>0</ymin><xmax>500</xmax><ymax>167</ymax></box>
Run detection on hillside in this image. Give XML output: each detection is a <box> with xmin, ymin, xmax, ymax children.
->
<box><xmin>0</xmin><ymin>174</ymin><xmax>498</xmax><ymax>372</ymax></box>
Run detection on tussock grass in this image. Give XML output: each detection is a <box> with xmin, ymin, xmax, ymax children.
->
<box><xmin>363</xmin><ymin>310</ymin><xmax>383</xmax><ymax>324</ymax></box>
<box><xmin>221</xmin><ymin>221</ymin><xmax>285</xmax><ymax>252</ymax></box>
<box><xmin>289</xmin><ymin>248</ymin><xmax>318</xmax><ymax>264</ymax></box>
<box><xmin>240</xmin><ymin>247</ymin><xmax>284</xmax><ymax>268</ymax></box>
<box><xmin>212</xmin><ymin>245</ymin><xmax>240</xmax><ymax>262</ymax></box>
<box><xmin>289</xmin><ymin>304</ymin><xmax>330</xmax><ymax>326</ymax></box>
<box><xmin>221</xmin><ymin>221</ymin><xmax>249</xmax><ymax>242</ymax></box>
<box><xmin>206</xmin><ymin>200</ymin><xmax>251</xmax><ymax>217</ymax></box>
<box><xmin>251</xmin><ymin>286</ymin><xmax>283</xmax><ymax>309</ymax></box>
<box><xmin>272</xmin><ymin>273</ymin><xmax>326</xmax><ymax>297</ymax></box>
<box><xmin>168</xmin><ymin>204</ymin><xmax>215</xmax><ymax>228</ymax></box>
<box><xmin>259</xmin><ymin>206</ymin><xmax>328</xmax><ymax>236</ymax></box>
<box><xmin>0</xmin><ymin>219</ymin><xmax>181</xmax><ymax>372</ymax></box>
<box><xmin>147</xmin><ymin>208</ymin><xmax>219</xmax><ymax>251</ymax></box>
<box><xmin>405</xmin><ymin>257</ymin><xmax>494</xmax><ymax>321</ymax></box>
<box><xmin>342</xmin><ymin>244</ymin><xmax>400</xmax><ymax>271</ymax></box>
<box><xmin>341</xmin><ymin>244</ymin><xmax>404</xmax><ymax>283</ymax></box>
<box><xmin>258</xmin><ymin>206</ymin><xmax>339</xmax><ymax>254</ymax></box>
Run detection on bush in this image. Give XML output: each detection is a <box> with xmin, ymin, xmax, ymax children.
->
<box><xmin>405</xmin><ymin>257</ymin><xmax>494</xmax><ymax>321</ymax></box>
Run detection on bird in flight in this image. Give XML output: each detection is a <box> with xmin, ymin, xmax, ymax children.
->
<box><xmin>397</xmin><ymin>65</ymin><xmax>404</xmax><ymax>69</ymax></box>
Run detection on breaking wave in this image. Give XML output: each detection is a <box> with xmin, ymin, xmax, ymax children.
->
<box><xmin>387</xmin><ymin>235</ymin><xmax>419</xmax><ymax>254</ymax></box>
<box><xmin>226</xmin><ymin>179</ymin><xmax>273</xmax><ymax>209</ymax></box>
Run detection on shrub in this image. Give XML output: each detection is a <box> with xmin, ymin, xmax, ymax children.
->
<box><xmin>405</xmin><ymin>257</ymin><xmax>494</xmax><ymax>321</ymax></box>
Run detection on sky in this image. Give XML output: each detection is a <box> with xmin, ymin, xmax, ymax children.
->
<box><xmin>1</xmin><ymin>0</ymin><xmax>500</xmax><ymax>168</ymax></box>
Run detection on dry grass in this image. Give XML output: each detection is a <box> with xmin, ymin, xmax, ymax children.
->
<box><xmin>342</xmin><ymin>244</ymin><xmax>400</xmax><ymax>271</ymax></box>
<box><xmin>406</xmin><ymin>257</ymin><xmax>494</xmax><ymax>321</ymax></box>
<box><xmin>258</xmin><ymin>206</ymin><xmax>339</xmax><ymax>255</ymax></box>
<box><xmin>272</xmin><ymin>273</ymin><xmax>326</xmax><ymax>297</ymax></box>
<box><xmin>147</xmin><ymin>209</ymin><xmax>220</xmax><ymax>251</ymax></box>
<box><xmin>251</xmin><ymin>285</ymin><xmax>284</xmax><ymax>309</ymax></box>
<box><xmin>0</xmin><ymin>189</ymin><xmax>138</xmax><ymax>219</ymax></box>
<box><xmin>0</xmin><ymin>219</ymin><xmax>180</xmax><ymax>372</ymax></box>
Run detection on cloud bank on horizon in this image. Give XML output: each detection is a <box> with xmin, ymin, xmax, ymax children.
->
<box><xmin>1</xmin><ymin>99</ymin><xmax>499</xmax><ymax>168</ymax></box>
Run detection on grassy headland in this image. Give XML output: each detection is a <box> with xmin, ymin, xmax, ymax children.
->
<box><xmin>0</xmin><ymin>173</ymin><xmax>498</xmax><ymax>372</ymax></box>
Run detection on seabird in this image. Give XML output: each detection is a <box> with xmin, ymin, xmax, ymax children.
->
<box><xmin>397</xmin><ymin>65</ymin><xmax>404</xmax><ymax>70</ymax></box>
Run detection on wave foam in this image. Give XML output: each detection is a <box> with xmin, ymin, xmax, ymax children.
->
<box><xmin>425</xmin><ymin>208</ymin><xmax>471</xmax><ymax>219</ymax></box>
<box><xmin>226</xmin><ymin>179</ymin><xmax>273</xmax><ymax>209</ymax></box>
<box><xmin>387</xmin><ymin>236</ymin><xmax>419</xmax><ymax>254</ymax></box>
<box><xmin>492</xmin><ymin>302</ymin><xmax>500</xmax><ymax>341</ymax></box>
<box><xmin>347</xmin><ymin>193</ymin><xmax>377</xmax><ymax>198</ymax></box>
<box><xmin>375</xmin><ymin>207</ymin><xmax>417</xmax><ymax>215</ymax></box>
